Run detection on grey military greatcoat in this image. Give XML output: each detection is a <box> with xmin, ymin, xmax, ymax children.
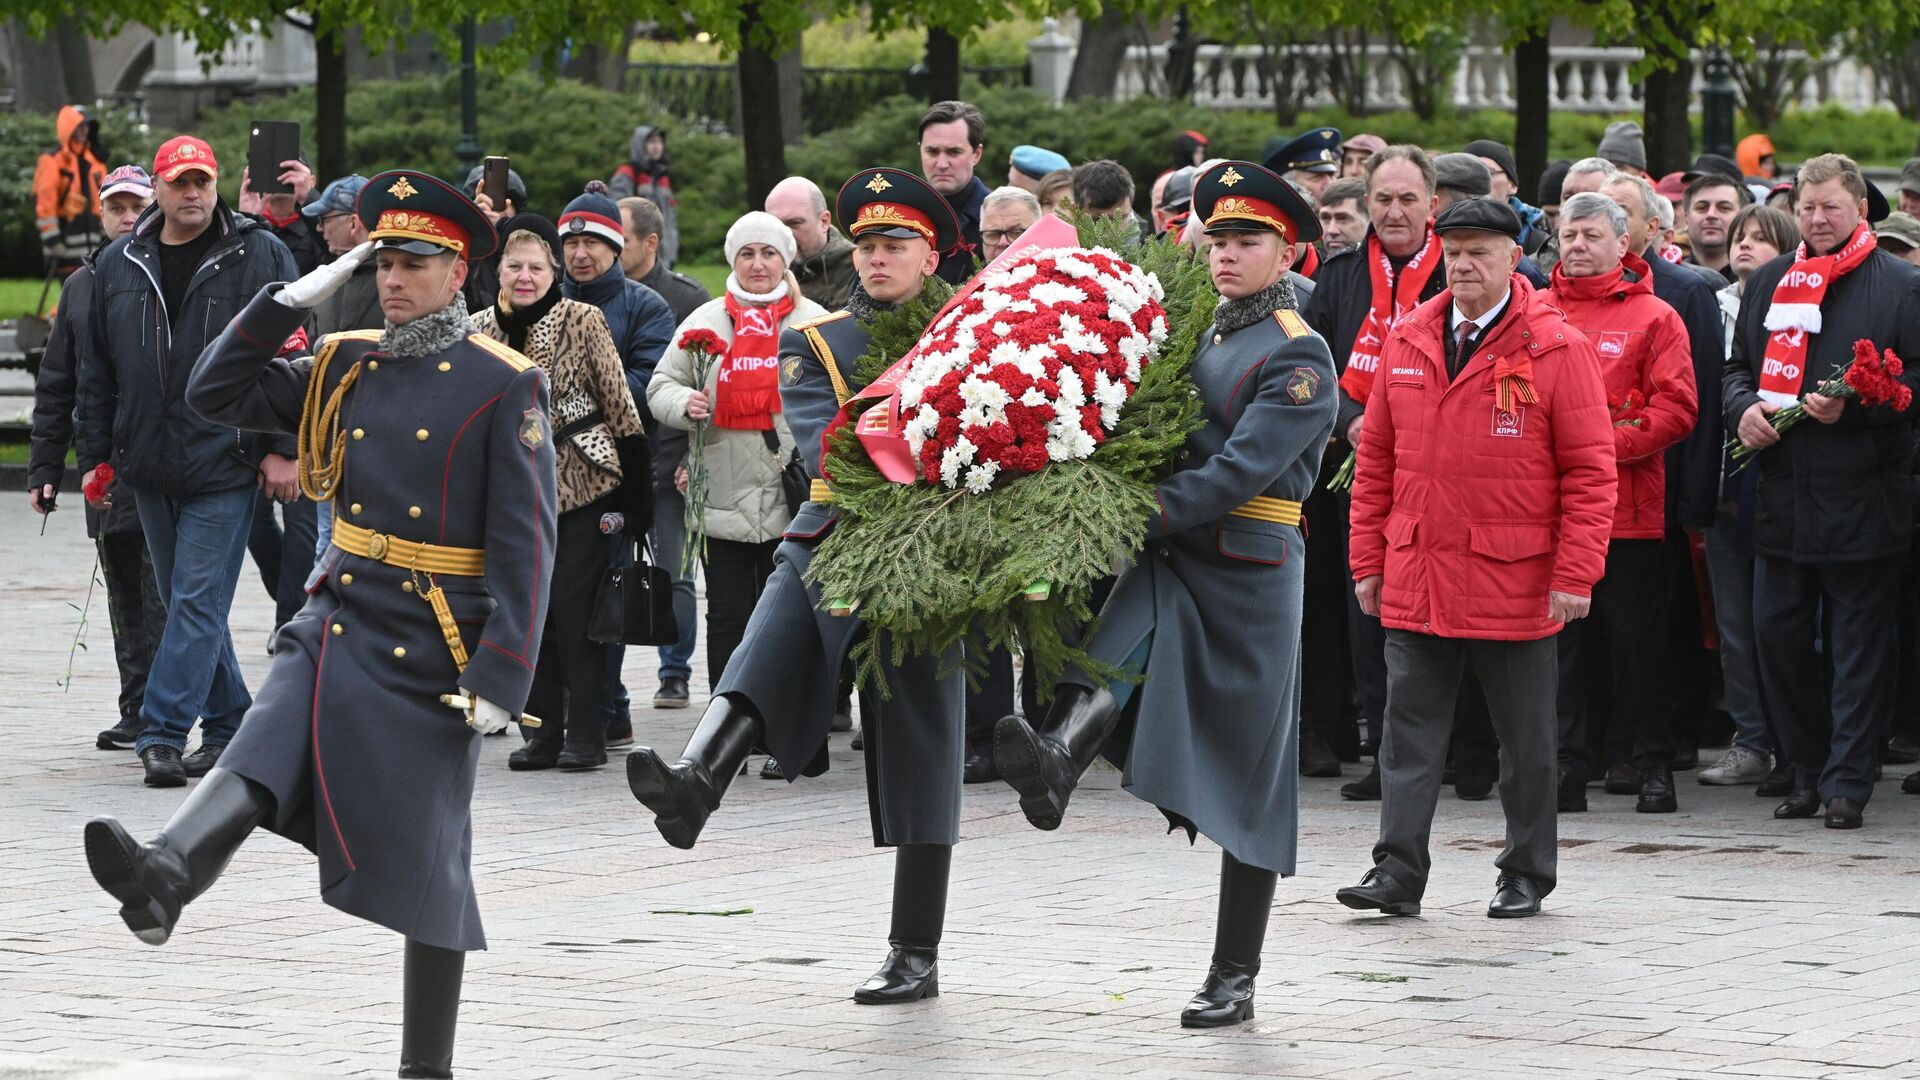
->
<box><xmin>186</xmin><ymin>290</ymin><xmax>557</xmax><ymax>952</ymax></box>
<box><xmin>1064</xmin><ymin>304</ymin><xmax>1337</xmax><ymax>874</ymax></box>
<box><xmin>714</xmin><ymin>307</ymin><xmax>967</xmax><ymax>846</ymax></box>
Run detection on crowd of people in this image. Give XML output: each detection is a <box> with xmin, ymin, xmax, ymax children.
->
<box><xmin>20</xmin><ymin>90</ymin><xmax>1920</xmax><ymax>1072</ymax></box>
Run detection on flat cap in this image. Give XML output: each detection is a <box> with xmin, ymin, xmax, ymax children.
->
<box><xmin>1683</xmin><ymin>153</ymin><xmax>1743</xmax><ymax>183</ymax></box>
<box><xmin>1432</xmin><ymin>197</ymin><xmax>1522</xmax><ymax>240</ymax></box>
<box><xmin>1433</xmin><ymin>153</ymin><xmax>1492</xmax><ymax>198</ymax></box>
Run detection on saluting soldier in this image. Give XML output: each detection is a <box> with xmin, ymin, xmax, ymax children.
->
<box><xmin>82</xmin><ymin>170</ymin><xmax>556</xmax><ymax>1080</ymax></box>
<box><xmin>626</xmin><ymin>167</ymin><xmax>965</xmax><ymax>1006</ymax></box>
<box><xmin>992</xmin><ymin>161</ymin><xmax>1337</xmax><ymax>1028</ymax></box>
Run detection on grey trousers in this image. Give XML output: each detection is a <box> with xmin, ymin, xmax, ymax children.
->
<box><xmin>1374</xmin><ymin>629</ymin><xmax>1559</xmax><ymax>897</ymax></box>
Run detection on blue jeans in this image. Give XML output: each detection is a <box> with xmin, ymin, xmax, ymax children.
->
<box><xmin>133</xmin><ymin>484</ymin><xmax>255</xmax><ymax>754</ymax></box>
<box><xmin>650</xmin><ymin>486</ymin><xmax>698</xmax><ymax>682</ymax></box>
<box><xmin>314</xmin><ymin>498</ymin><xmax>334</xmax><ymax>564</ymax></box>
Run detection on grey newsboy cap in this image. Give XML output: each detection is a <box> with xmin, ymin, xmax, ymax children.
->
<box><xmin>1433</xmin><ymin>153</ymin><xmax>1493</xmax><ymax>198</ymax></box>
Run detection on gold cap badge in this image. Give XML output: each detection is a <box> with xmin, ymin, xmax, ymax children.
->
<box><xmin>865</xmin><ymin>173</ymin><xmax>893</xmax><ymax>194</ymax></box>
<box><xmin>1218</xmin><ymin>167</ymin><xmax>1244</xmax><ymax>188</ymax></box>
<box><xmin>389</xmin><ymin>176</ymin><xmax>419</xmax><ymax>200</ymax></box>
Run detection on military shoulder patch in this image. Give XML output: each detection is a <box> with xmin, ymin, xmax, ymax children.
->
<box><xmin>1286</xmin><ymin>367</ymin><xmax>1321</xmax><ymax>405</ymax></box>
<box><xmin>468</xmin><ymin>333</ymin><xmax>537</xmax><ymax>373</ymax></box>
<box><xmin>780</xmin><ymin>354</ymin><xmax>806</xmax><ymax>387</ymax></box>
<box><xmin>519</xmin><ymin>408</ymin><xmax>547</xmax><ymax>450</ymax></box>
<box><xmin>1274</xmin><ymin>309</ymin><xmax>1312</xmax><ymax>339</ymax></box>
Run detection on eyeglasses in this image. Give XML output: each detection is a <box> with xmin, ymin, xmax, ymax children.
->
<box><xmin>980</xmin><ymin>227</ymin><xmax>1032</xmax><ymax>244</ymax></box>
<box><xmin>319</xmin><ymin>212</ymin><xmax>351</xmax><ymax>226</ymax></box>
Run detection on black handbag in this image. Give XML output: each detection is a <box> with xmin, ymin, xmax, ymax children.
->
<box><xmin>588</xmin><ymin>538</ymin><xmax>679</xmax><ymax>646</ymax></box>
<box><xmin>764</xmin><ymin>428</ymin><xmax>808</xmax><ymax>517</ymax></box>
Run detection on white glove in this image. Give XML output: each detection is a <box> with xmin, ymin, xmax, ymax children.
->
<box><xmin>275</xmin><ymin>241</ymin><xmax>374</xmax><ymax>309</ymax></box>
<box><xmin>469</xmin><ymin>696</ymin><xmax>512</xmax><ymax>735</ymax></box>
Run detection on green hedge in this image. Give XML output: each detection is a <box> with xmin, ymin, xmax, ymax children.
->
<box><xmin>6</xmin><ymin>74</ymin><xmax>1914</xmax><ymax>279</ymax></box>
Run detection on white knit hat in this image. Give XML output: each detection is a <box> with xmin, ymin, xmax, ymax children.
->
<box><xmin>725</xmin><ymin>210</ymin><xmax>797</xmax><ymax>266</ymax></box>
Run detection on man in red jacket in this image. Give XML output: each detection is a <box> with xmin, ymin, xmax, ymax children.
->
<box><xmin>1543</xmin><ymin>192</ymin><xmax>1698</xmax><ymax>815</ymax></box>
<box><xmin>1336</xmin><ymin>198</ymin><xmax>1616</xmax><ymax>920</ymax></box>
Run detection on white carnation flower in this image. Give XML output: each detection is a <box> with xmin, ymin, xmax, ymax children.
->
<box><xmin>1029</xmin><ymin>281</ymin><xmax>1088</xmax><ymax>307</ymax></box>
<box><xmin>963</xmin><ymin>461</ymin><xmax>1001</xmax><ymax>494</ymax></box>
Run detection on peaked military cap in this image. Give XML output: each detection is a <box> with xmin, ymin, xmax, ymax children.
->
<box><xmin>1193</xmin><ymin>160</ymin><xmax>1322</xmax><ymax>243</ymax></box>
<box><xmin>837</xmin><ymin>167</ymin><xmax>961</xmax><ymax>251</ymax></box>
<box><xmin>357</xmin><ymin>169</ymin><xmax>498</xmax><ymax>261</ymax></box>
<box><xmin>1263</xmin><ymin>128</ymin><xmax>1343</xmax><ymax>175</ymax></box>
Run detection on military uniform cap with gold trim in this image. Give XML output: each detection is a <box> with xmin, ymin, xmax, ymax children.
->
<box><xmin>1193</xmin><ymin>160</ymin><xmax>1322</xmax><ymax>242</ymax></box>
<box><xmin>836</xmin><ymin>167</ymin><xmax>961</xmax><ymax>251</ymax></box>
<box><xmin>1262</xmin><ymin>128</ymin><xmax>1343</xmax><ymax>176</ymax></box>
<box><xmin>356</xmin><ymin>169</ymin><xmax>498</xmax><ymax>261</ymax></box>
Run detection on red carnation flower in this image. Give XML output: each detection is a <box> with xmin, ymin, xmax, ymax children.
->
<box><xmin>678</xmin><ymin>328</ymin><xmax>727</xmax><ymax>356</ymax></box>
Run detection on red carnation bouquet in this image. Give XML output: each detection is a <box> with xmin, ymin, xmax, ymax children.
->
<box><xmin>676</xmin><ymin>327</ymin><xmax>730</xmax><ymax>575</ymax></box>
<box><xmin>1611</xmin><ymin>389</ymin><xmax>1647</xmax><ymax>429</ymax></box>
<box><xmin>1729</xmin><ymin>339</ymin><xmax>1911</xmax><ymax>470</ymax></box>
<box><xmin>897</xmin><ymin>248</ymin><xmax>1167</xmax><ymax>493</ymax></box>
<box><xmin>83</xmin><ymin>464</ymin><xmax>115</xmax><ymax>504</ymax></box>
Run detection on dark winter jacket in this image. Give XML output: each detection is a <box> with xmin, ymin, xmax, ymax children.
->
<box><xmin>1305</xmin><ymin>238</ymin><xmax>1448</xmax><ymax>445</ymax></box>
<box><xmin>561</xmin><ymin>260</ymin><xmax>674</xmax><ymax>432</ymax></box>
<box><xmin>1646</xmin><ymin>249</ymin><xmax>1726</xmax><ymax>529</ymax></box>
<box><xmin>935</xmin><ymin>177</ymin><xmax>990</xmax><ymax>285</ymax></box>
<box><xmin>29</xmin><ymin>259</ymin><xmax>136</xmax><ymax>536</ymax></box>
<box><xmin>77</xmin><ymin>200</ymin><xmax>301</xmax><ymax>496</ymax></box>
<box><xmin>1724</xmin><ymin>247</ymin><xmax>1920</xmax><ymax>563</ymax></box>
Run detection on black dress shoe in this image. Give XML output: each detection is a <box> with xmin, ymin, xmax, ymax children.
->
<box><xmin>760</xmin><ymin>757</ymin><xmax>784</xmax><ymax>779</ymax></box>
<box><xmin>1884</xmin><ymin>735</ymin><xmax>1920</xmax><ymax>765</ymax></box>
<box><xmin>183</xmin><ymin>744</ymin><xmax>225</xmax><ymax>778</ymax></box>
<box><xmin>852</xmin><ymin>944</ymin><xmax>938</xmax><ymax>1004</ymax></box>
<box><xmin>1340</xmin><ymin>764</ymin><xmax>1381</xmax><ymax>801</ymax></box>
<box><xmin>97</xmin><ymin>716</ymin><xmax>143</xmax><ymax>750</ymax></box>
<box><xmin>1756</xmin><ymin>764</ymin><xmax>1793</xmax><ymax>798</ymax></box>
<box><xmin>1773</xmin><ymin>789</ymin><xmax>1821</xmax><ymax>819</ymax></box>
<box><xmin>508</xmin><ymin>741</ymin><xmax>560</xmax><ymax>771</ymax></box>
<box><xmin>1335</xmin><ymin>868</ymin><xmax>1421</xmax><ymax>916</ymax></box>
<box><xmin>1904</xmin><ymin>770</ymin><xmax>1920</xmax><ymax>795</ymax></box>
<box><xmin>963</xmin><ymin>745</ymin><xmax>999</xmax><ymax>784</ymax></box>
<box><xmin>1824</xmin><ymin>795</ymin><xmax>1863</xmax><ymax>829</ymax></box>
<box><xmin>1636</xmin><ymin>764</ymin><xmax>1677</xmax><ymax>814</ymax></box>
<box><xmin>1454</xmin><ymin>769</ymin><xmax>1494</xmax><ymax>801</ymax></box>
<box><xmin>1300</xmin><ymin>731</ymin><xmax>1343</xmax><ymax>778</ymax></box>
<box><xmin>1180</xmin><ymin>962</ymin><xmax>1256</xmax><ymax>1028</ymax></box>
<box><xmin>1487</xmin><ymin>873</ymin><xmax>1541</xmax><ymax>918</ymax></box>
<box><xmin>850</xmin><ymin>727</ymin><xmax>864</xmax><ymax>751</ymax></box>
<box><xmin>605</xmin><ymin>714</ymin><xmax>634</xmax><ymax>749</ymax></box>
<box><xmin>1557</xmin><ymin>770</ymin><xmax>1587</xmax><ymax>813</ymax></box>
<box><xmin>556</xmin><ymin>746</ymin><xmax>607</xmax><ymax>770</ymax></box>
<box><xmin>141</xmin><ymin>745</ymin><xmax>186</xmax><ymax>788</ymax></box>
<box><xmin>1602</xmin><ymin>762</ymin><xmax>1641</xmax><ymax>795</ymax></box>
<box><xmin>652</xmin><ymin>677</ymin><xmax>689</xmax><ymax>710</ymax></box>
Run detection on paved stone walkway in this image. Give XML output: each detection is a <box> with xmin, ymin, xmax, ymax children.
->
<box><xmin>2</xmin><ymin>500</ymin><xmax>1918</xmax><ymax>1079</ymax></box>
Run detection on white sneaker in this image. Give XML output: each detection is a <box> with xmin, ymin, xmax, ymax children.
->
<box><xmin>1697</xmin><ymin>745</ymin><xmax>1770</xmax><ymax>785</ymax></box>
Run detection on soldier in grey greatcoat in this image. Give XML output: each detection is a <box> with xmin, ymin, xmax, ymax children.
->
<box><xmin>993</xmin><ymin>161</ymin><xmax>1337</xmax><ymax>1028</ymax></box>
<box><xmin>82</xmin><ymin>171</ymin><xmax>556</xmax><ymax>1080</ymax></box>
<box><xmin>626</xmin><ymin>168</ymin><xmax>965</xmax><ymax>1006</ymax></box>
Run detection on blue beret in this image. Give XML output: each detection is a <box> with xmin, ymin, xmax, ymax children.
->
<box><xmin>1009</xmin><ymin>144</ymin><xmax>1070</xmax><ymax>178</ymax></box>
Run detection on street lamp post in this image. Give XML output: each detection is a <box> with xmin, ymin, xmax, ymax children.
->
<box><xmin>1701</xmin><ymin>46</ymin><xmax>1736</xmax><ymax>160</ymax></box>
<box><xmin>455</xmin><ymin>17</ymin><xmax>481</xmax><ymax>172</ymax></box>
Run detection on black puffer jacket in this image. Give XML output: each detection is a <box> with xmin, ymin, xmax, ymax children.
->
<box><xmin>1724</xmin><ymin>247</ymin><xmax>1920</xmax><ymax>562</ymax></box>
<box><xmin>77</xmin><ymin>200</ymin><xmax>300</xmax><ymax>496</ymax></box>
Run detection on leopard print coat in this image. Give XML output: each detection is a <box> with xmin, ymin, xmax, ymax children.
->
<box><xmin>472</xmin><ymin>297</ymin><xmax>643</xmax><ymax>513</ymax></box>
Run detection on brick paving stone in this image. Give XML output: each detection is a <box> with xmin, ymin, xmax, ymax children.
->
<box><xmin>2</xmin><ymin>501</ymin><xmax>1920</xmax><ymax>1078</ymax></box>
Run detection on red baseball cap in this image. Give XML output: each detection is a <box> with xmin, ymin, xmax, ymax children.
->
<box><xmin>153</xmin><ymin>136</ymin><xmax>218</xmax><ymax>182</ymax></box>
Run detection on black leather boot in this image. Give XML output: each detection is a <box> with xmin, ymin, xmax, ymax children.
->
<box><xmin>1181</xmin><ymin>852</ymin><xmax>1276</xmax><ymax>1028</ymax></box>
<box><xmin>1299</xmin><ymin>725</ymin><xmax>1343</xmax><ymax>778</ymax></box>
<box><xmin>84</xmin><ymin>767</ymin><xmax>270</xmax><ymax>946</ymax></box>
<box><xmin>625</xmin><ymin>695</ymin><xmax>762</xmax><ymax>849</ymax></box>
<box><xmin>992</xmin><ymin>685</ymin><xmax>1119</xmax><ymax>830</ymax></box>
<box><xmin>854</xmin><ymin>844</ymin><xmax>949</xmax><ymax>1004</ymax></box>
<box><xmin>398</xmin><ymin>938</ymin><xmax>464</xmax><ymax>1079</ymax></box>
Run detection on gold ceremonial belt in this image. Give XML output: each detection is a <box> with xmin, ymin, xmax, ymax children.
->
<box><xmin>332</xmin><ymin>519</ymin><xmax>486</xmax><ymax>576</ymax></box>
<box><xmin>809</xmin><ymin>479</ymin><xmax>834</xmax><ymax>504</ymax></box>
<box><xmin>1228</xmin><ymin>496</ymin><xmax>1304</xmax><ymax>526</ymax></box>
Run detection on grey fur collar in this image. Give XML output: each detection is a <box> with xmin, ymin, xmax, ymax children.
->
<box><xmin>380</xmin><ymin>293</ymin><xmax>471</xmax><ymax>358</ymax></box>
<box><xmin>844</xmin><ymin>281</ymin><xmax>896</xmax><ymax>323</ymax></box>
<box><xmin>1213</xmin><ymin>278</ymin><xmax>1300</xmax><ymax>333</ymax></box>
